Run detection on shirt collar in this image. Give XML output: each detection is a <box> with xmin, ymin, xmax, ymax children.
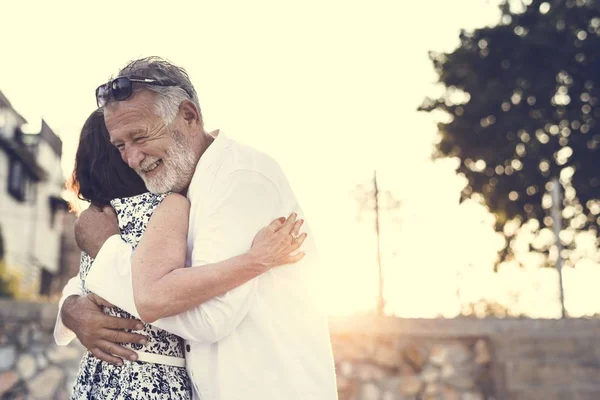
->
<box><xmin>195</xmin><ymin>131</ymin><xmax>231</xmax><ymax>173</ymax></box>
<box><xmin>186</xmin><ymin>131</ymin><xmax>232</xmax><ymax>198</ymax></box>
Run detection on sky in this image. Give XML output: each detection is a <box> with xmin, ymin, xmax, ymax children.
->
<box><xmin>1</xmin><ymin>0</ymin><xmax>598</xmax><ymax>317</ymax></box>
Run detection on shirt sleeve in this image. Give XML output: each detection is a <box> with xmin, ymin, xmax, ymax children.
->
<box><xmin>85</xmin><ymin>170</ymin><xmax>282</xmax><ymax>343</ymax></box>
<box><xmin>53</xmin><ymin>271</ymin><xmax>85</xmax><ymax>345</ymax></box>
<box><xmin>84</xmin><ymin>235</ymin><xmax>139</xmax><ymax>317</ymax></box>
<box><xmin>149</xmin><ymin>169</ymin><xmax>282</xmax><ymax>343</ymax></box>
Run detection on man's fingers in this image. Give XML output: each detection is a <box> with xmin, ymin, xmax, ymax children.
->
<box><xmin>104</xmin><ymin>329</ymin><xmax>147</xmax><ymax>346</ymax></box>
<box><xmin>98</xmin><ymin>339</ymin><xmax>139</xmax><ymax>362</ymax></box>
<box><xmin>90</xmin><ymin>347</ymin><xmax>124</xmax><ymax>366</ymax></box>
<box><xmin>88</xmin><ymin>293</ymin><xmax>115</xmax><ymax>308</ymax></box>
<box><xmin>105</xmin><ymin>315</ymin><xmax>144</xmax><ymax>331</ymax></box>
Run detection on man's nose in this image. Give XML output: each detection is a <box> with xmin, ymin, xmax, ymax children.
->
<box><xmin>124</xmin><ymin>147</ymin><xmax>144</xmax><ymax>170</ymax></box>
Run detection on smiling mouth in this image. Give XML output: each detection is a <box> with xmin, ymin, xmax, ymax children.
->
<box><xmin>141</xmin><ymin>160</ymin><xmax>162</xmax><ymax>174</ymax></box>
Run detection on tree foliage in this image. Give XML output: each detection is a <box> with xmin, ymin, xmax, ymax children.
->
<box><xmin>420</xmin><ymin>0</ymin><xmax>600</xmax><ymax>267</ymax></box>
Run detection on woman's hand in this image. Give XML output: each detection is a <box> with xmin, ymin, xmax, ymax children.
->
<box><xmin>249</xmin><ymin>213</ymin><xmax>307</xmax><ymax>269</ymax></box>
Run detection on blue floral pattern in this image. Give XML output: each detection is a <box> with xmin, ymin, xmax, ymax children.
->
<box><xmin>71</xmin><ymin>192</ymin><xmax>192</xmax><ymax>400</ymax></box>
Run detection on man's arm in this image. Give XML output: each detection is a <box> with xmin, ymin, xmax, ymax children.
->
<box><xmin>87</xmin><ymin>169</ymin><xmax>285</xmax><ymax>343</ymax></box>
<box><xmin>130</xmin><ymin>192</ymin><xmax>304</xmax><ymax>323</ymax></box>
<box><xmin>59</xmin><ymin>208</ymin><xmax>148</xmax><ymax>365</ymax></box>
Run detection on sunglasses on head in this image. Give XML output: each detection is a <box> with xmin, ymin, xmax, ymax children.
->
<box><xmin>95</xmin><ymin>76</ymin><xmax>192</xmax><ymax>107</ymax></box>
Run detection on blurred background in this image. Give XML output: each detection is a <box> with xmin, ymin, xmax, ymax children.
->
<box><xmin>1</xmin><ymin>0</ymin><xmax>600</xmax><ymax>398</ymax></box>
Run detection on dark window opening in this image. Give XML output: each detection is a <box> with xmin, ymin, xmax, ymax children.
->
<box><xmin>39</xmin><ymin>268</ymin><xmax>53</xmax><ymax>297</ymax></box>
<box><xmin>8</xmin><ymin>158</ymin><xmax>28</xmax><ymax>202</ymax></box>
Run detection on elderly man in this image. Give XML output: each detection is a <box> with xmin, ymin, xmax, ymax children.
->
<box><xmin>55</xmin><ymin>57</ymin><xmax>337</xmax><ymax>400</ymax></box>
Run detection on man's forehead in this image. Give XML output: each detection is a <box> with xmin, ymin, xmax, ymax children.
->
<box><xmin>105</xmin><ymin>110</ymin><xmax>149</xmax><ymax>140</ymax></box>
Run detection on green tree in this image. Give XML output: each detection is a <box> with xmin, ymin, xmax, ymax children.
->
<box><xmin>420</xmin><ymin>0</ymin><xmax>600</xmax><ymax>269</ymax></box>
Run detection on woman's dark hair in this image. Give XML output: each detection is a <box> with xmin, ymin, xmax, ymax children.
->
<box><xmin>69</xmin><ymin>109</ymin><xmax>147</xmax><ymax>207</ymax></box>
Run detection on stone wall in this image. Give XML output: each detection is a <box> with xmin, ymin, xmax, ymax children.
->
<box><xmin>2</xmin><ymin>301</ymin><xmax>600</xmax><ymax>399</ymax></box>
<box><xmin>329</xmin><ymin>317</ymin><xmax>600</xmax><ymax>400</ymax></box>
<box><xmin>0</xmin><ymin>301</ymin><xmax>83</xmax><ymax>399</ymax></box>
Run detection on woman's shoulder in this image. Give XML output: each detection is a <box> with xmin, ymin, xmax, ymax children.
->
<box><xmin>159</xmin><ymin>192</ymin><xmax>190</xmax><ymax>209</ymax></box>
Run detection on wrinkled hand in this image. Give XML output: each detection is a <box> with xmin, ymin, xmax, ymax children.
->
<box><xmin>249</xmin><ymin>213</ymin><xmax>307</xmax><ymax>268</ymax></box>
<box><xmin>75</xmin><ymin>206</ymin><xmax>119</xmax><ymax>258</ymax></box>
<box><xmin>61</xmin><ymin>293</ymin><xmax>147</xmax><ymax>365</ymax></box>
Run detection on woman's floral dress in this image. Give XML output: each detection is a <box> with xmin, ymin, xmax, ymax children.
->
<box><xmin>71</xmin><ymin>192</ymin><xmax>192</xmax><ymax>400</ymax></box>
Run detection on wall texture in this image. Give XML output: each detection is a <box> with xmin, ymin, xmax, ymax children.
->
<box><xmin>2</xmin><ymin>301</ymin><xmax>600</xmax><ymax>400</ymax></box>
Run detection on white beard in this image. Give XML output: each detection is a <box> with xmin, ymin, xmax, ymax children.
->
<box><xmin>137</xmin><ymin>132</ymin><xmax>196</xmax><ymax>194</ymax></box>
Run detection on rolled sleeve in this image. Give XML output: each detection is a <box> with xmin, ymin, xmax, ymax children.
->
<box><xmin>85</xmin><ymin>235</ymin><xmax>140</xmax><ymax>318</ymax></box>
<box><xmin>53</xmin><ymin>275</ymin><xmax>85</xmax><ymax>345</ymax></box>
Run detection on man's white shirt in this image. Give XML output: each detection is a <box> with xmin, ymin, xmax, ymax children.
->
<box><xmin>54</xmin><ymin>134</ymin><xmax>338</xmax><ymax>400</ymax></box>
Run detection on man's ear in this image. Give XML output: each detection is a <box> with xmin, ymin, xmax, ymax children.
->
<box><xmin>179</xmin><ymin>100</ymin><xmax>201</xmax><ymax>128</ymax></box>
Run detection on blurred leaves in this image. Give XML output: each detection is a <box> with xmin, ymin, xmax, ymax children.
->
<box><xmin>420</xmin><ymin>0</ymin><xmax>600</xmax><ymax>268</ymax></box>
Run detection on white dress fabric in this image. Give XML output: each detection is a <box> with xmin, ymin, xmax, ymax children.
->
<box><xmin>70</xmin><ymin>192</ymin><xmax>192</xmax><ymax>400</ymax></box>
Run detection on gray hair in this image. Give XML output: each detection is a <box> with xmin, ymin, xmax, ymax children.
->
<box><xmin>111</xmin><ymin>56</ymin><xmax>202</xmax><ymax>126</ymax></box>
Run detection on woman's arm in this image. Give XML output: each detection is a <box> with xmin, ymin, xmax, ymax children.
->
<box><xmin>131</xmin><ymin>193</ymin><xmax>305</xmax><ymax>323</ymax></box>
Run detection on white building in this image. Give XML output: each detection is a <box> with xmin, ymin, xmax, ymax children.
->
<box><xmin>0</xmin><ymin>90</ymin><xmax>69</xmax><ymax>298</ymax></box>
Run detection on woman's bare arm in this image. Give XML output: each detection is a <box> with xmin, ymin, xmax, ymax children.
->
<box><xmin>131</xmin><ymin>193</ymin><xmax>305</xmax><ymax>323</ymax></box>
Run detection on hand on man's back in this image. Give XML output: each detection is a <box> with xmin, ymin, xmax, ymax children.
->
<box><xmin>61</xmin><ymin>293</ymin><xmax>147</xmax><ymax>365</ymax></box>
<box><xmin>75</xmin><ymin>205</ymin><xmax>119</xmax><ymax>258</ymax></box>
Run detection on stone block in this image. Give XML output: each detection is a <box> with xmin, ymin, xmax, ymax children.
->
<box><xmin>36</xmin><ymin>353</ymin><xmax>48</xmax><ymax>370</ymax></box>
<box><xmin>508</xmin><ymin>389</ymin><xmax>600</xmax><ymax>400</ymax></box>
<box><xmin>374</xmin><ymin>343</ymin><xmax>401</xmax><ymax>368</ymax></box>
<box><xmin>429</xmin><ymin>342</ymin><xmax>471</xmax><ymax>366</ymax></box>
<box><xmin>473</xmin><ymin>339</ymin><xmax>491</xmax><ymax>365</ymax></box>
<box><xmin>424</xmin><ymin>382</ymin><xmax>441</xmax><ymax>396</ymax></box>
<box><xmin>16</xmin><ymin>354</ymin><xmax>37</xmax><ymax>379</ymax></box>
<box><xmin>0</xmin><ymin>346</ymin><xmax>17</xmax><ymax>371</ymax></box>
<box><xmin>47</xmin><ymin>345</ymin><xmax>83</xmax><ymax>363</ymax></box>
<box><xmin>441</xmin><ymin>364</ymin><xmax>477</xmax><ymax>390</ymax></box>
<box><xmin>27</xmin><ymin>366</ymin><xmax>64</xmax><ymax>400</ymax></box>
<box><xmin>384</xmin><ymin>376</ymin><xmax>423</xmax><ymax>396</ymax></box>
<box><xmin>382</xmin><ymin>391</ymin><xmax>396</xmax><ymax>400</ymax></box>
<box><xmin>440</xmin><ymin>385</ymin><xmax>462</xmax><ymax>400</ymax></box>
<box><xmin>336</xmin><ymin>375</ymin><xmax>359</xmax><ymax>400</ymax></box>
<box><xmin>338</xmin><ymin>361</ymin><xmax>353</xmax><ymax>377</ymax></box>
<box><xmin>357</xmin><ymin>364</ymin><xmax>389</xmax><ymax>381</ymax></box>
<box><xmin>505</xmin><ymin>359</ymin><xmax>600</xmax><ymax>390</ymax></box>
<box><xmin>0</xmin><ymin>371</ymin><xmax>19</xmax><ymax>397</ymax></box>
<box><xmin>402</xmin><ymin>345</ymin><xmax>428</xmax><ymax>372</ymax></box>
<box><xmin>461</xmin><ymin>391</ymin><xmax>484</xmax><ymax>400</ymax></box>
<box><xmin>17</xmin><ymin>326</ymin><xmax>30</xmax><ymax>350</ymax></box>
<box><xmin>494</xmin><ymin>337</ymin><xmax>600</xmax><ymax>364</ymax></box>
<box><xmin>421</xmin><ymin>365</ymin><xmax>441</xmax><ymax>383</ymax></box>
<box><xmin>360</xmin><ymin>382</ymin><xmax>381</xmax><ymax>400</ymax></box>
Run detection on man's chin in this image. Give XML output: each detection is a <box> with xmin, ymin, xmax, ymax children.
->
<box><xmin>143</xmin><ymin>179</ymin><xmax>174</xmax><ymax>194</ymax></box>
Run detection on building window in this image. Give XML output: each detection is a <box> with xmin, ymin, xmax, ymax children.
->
<box><xmin>39</xmin><ymin>268</ymin><xmax>53</xmax><ymax>297</ymax></box>
<box><xmin>8</xmin><ymin>158</ymin><xmax>28</xmax><ymax>202</ymax></box>
<box><xmin>49</xmin><ymin>196</ymin><xmax>67</xmax><ymax>228</ymax></box>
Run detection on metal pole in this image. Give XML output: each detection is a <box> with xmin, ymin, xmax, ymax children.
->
<box><xmin>550</xmin><ymin>177</ymin><xmax>567</xmax><ymax>319</ymax></box>
<box><xmin>374</xmin><ymin>171</ymin><xmax>384</xmax><ymax>316</ymax></box>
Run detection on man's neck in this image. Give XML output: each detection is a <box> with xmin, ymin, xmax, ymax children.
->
<box><xmin>198</xmin><ymin>129</ymin><xmax>218</xmax><ymax>159</ymax></box>
<box><xmin>181</xmin><ymin>129</ymin><xmax>219</xmax><ymax>196</ymax></box>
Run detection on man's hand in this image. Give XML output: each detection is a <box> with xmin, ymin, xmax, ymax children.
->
<box><xmin>75</xmin><ymin>206</ymin><xmax>119</xmax><ymax>258</ymax></box>
<box><xmin>61</xmin><ymin>293</ymin><xmax>147</xmax><ymax>365</ymax></box>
